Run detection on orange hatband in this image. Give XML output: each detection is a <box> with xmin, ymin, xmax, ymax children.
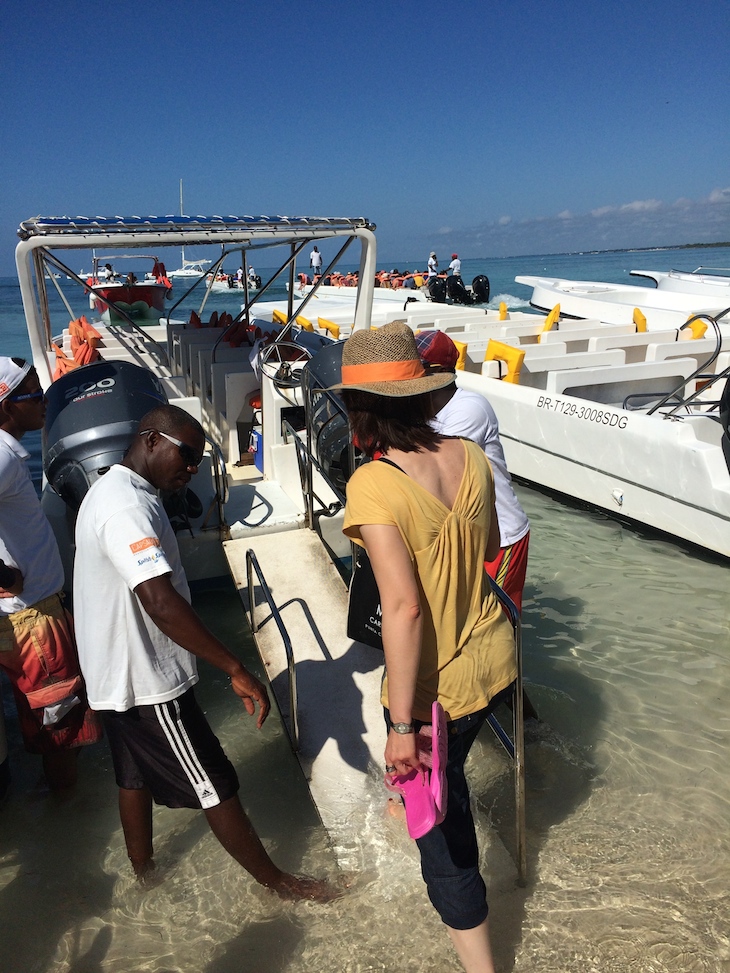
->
<box><xmin>341</xmin><ymin>360</ymin><xmax>426</xmax><ymax>384</ymax></box>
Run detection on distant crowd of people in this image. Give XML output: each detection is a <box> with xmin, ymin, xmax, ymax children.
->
<box><xmin>299</xmin><ymin>247</ymin><xmax>465</xmax><ymax>290</ymax></box>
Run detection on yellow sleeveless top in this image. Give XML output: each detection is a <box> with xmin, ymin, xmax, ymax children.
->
<box><xmin>343</xmin><ymin>439</ymin><xmax>516</xmax><ymax>721</ymax></box>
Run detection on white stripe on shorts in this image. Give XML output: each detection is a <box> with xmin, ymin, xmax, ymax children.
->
<box><xmin>154</xmin><ymin>699</ymin><xmax>221</xmax><ymax>809</ymax></box>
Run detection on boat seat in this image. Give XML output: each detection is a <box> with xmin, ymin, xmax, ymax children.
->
<box><xmin>541</xmin><ymin>323</ymin><xmax>636</xmax><ymax>352</ymax></box>
<box><xmin>546</xmin><ymin>357</ymin><xmax>698</xmax><ymax>404</ymax></box>
<box><xmin>551</xmin><ymin>318</ymin><xmax>606</xmax><ymax>331</ymax></box>
<box><xmin>210</xmin><ymin>361</ymin><xmax>257</xmax><ymax>421</ymax></box>
<box><xmin>498</xmin><ymin>339</ymin><xmax>569</xmax><ymax>357</ymax></box>
<box><xmin>170</xmin><ymin>328</ymin><xmax>222</xmax><ymax>381</ymax></box>
<box><xmin>462</xmin><ymin>337</ymin><xmax>570</xmax><ymax>370</ymax></box>
<box><xmin>193</xmin><ymin>344</ymin><xmax>253</xmax><ymax>398</ymax></box>
<box><xmin>587</xmin><ymin>329</ymin><xmax>680</xmax><ymax>363</ymax></box>
<box><xmin>645</xmin><ymin>337</ymin><xmax>718</xmax><ymax>363</ymax></box>
<box><xmin>517</xmin><ymin>350</ymin><xmax>626</xmax><ymax>388</ymax></box>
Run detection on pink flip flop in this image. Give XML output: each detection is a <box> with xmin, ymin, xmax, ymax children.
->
<box><xmin>386</xmin><ymin>766</ymin><xmax>437</xmax><ymax>839</ymax></box>
<box><xmin>385</xmin><ymin>701</ymin><xmax>448</xmax><ymax>840</ymax></box>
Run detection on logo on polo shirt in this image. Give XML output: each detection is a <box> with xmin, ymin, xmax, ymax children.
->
<box><xmin>130</xmin><ymin>537</ymin><xmax>160</xmax><ymax>554</ymax></box>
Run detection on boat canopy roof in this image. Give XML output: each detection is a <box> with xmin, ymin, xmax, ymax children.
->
<box><xmin>18</xmin><ymin>214</ymin><xmax>376</xmax><ymax>243</ymax></box>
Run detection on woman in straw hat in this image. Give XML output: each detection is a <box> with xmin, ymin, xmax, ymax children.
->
<box><xmin>335</xmin><ymin>322</ymin><xmax>516</xmax><ymax>973</ymax></box>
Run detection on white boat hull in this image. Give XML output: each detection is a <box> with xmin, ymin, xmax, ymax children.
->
<box><xmin>456</xmin><ymin>372</ymin><xmax>730</xmax><ymax>558</ymax></box>
<box><xmin>516</xmin><ymin>274</ymin><xmax>730</xmax><ymax>330</ymax></box>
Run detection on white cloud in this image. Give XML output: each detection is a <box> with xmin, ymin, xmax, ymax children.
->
<box><xmin>708</xmin><ymin>187</ymin><xmax>730</xmax><ymax>204</ymax></box>
<box><xmin>619</xmin><ymin>199</ymin><xmax>662</xmax><ymax>213</ymax></box>
<box><xmin>420</xmin><ymin>188</ymin><xmax>730</xmax><ymax>259</ymax></box>
<box><xmin>437</xmin><ymin>226</ymin><xmax>453</xmax><ymax>235</ymax></box>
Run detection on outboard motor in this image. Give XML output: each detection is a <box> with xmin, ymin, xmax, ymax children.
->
<box><xmin>445</xmin><ymin>275</ymin><xmax>473</xmax><ymax>305</ymax></box>
<box><xmin>472</xmin><ymin>275</ymin><xmax>490</xmax><ymax>304</ymax></box>
<box><xmin>44</xmin><ymin>360</ymin><xmax>168</xmax><ymax>510</ymax></box>
<box><xmin>720</xmin><ymin>378</ymin><xmax>730</xmax><ymax>475</ymax></box>
<box><xmin>427</xmin><ymin>277</ymin><xmax>447</xmax><ymax>303</ymax></box>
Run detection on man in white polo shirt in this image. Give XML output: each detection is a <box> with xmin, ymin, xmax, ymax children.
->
<box><xmin>74</xmin><ymin>403</ymin><xmax>334</xmax><ymax>900</ymax></box>
<box><xmin>0</xmin><ymin>357</ymin><xmax>101</xmax><ymax>793</ymax></box>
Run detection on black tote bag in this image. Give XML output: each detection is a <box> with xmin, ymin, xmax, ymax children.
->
<box><xmin>346</xmin><ymin>458</ymin><xmax>406</xmax><ymax>650</ymax></box>
<box><xmin>347</xmin><ymin>544</ymin><xmax>383</xmax><ymax>650</ymax></box>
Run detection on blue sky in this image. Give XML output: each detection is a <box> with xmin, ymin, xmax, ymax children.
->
<box><xmin>1</xmin><ymin>0</ymin><xmax>729</xmax><ymax>275</ymax></box>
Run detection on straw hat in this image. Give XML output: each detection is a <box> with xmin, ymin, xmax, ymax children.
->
<box><xmin>329</xmin><ymin>321</ymin><xmax>455</xmax><ymax>397</ymax></box>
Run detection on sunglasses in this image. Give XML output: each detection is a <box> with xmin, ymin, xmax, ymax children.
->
<box><xmin>6</xmin><ymin>390</ymin><xmax>45</xmax><ymax>402</ymax></box>
<box><xmin>139</xmin><ymin>429</ymin><xmax>204</xmax><ymax>468</ymax></box>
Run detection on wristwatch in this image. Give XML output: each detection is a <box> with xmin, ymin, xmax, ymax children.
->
<box><xmin>390</xmin><ymin>721</ymin><xmax>415</xmax><ymax>734</ymax></box>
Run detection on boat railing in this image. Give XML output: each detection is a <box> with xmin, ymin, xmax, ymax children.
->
<box><xmin>200</xmin><ymin>438</ymin><xmax>229</xmax><ymax>535</ymax></box>
<box><xmin>244</xmin><ymin>549</ymin><xmax>299</xmax><ymax>750</ymax></box>
<box><xmin>282</xmin><ymin>416</ymin><xmax>345</xmax><ymax>521</ymax></box>
<box><xmin>623</xmin><ymin>309</ymin><xmax>730</xmax><ymax>417</ymax></box>
<box><xmin>690</xmin><ymin>266</ymin><xmax>730</xmax><ymax>278</ymax></box>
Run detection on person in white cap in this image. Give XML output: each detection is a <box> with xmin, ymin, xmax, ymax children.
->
<box><xmin>0</xmin><ymin>357</ymin><xmax>101</xmax><ymax>792</ymax></box>
<box><xmin>427</xmin><ymin>251</ymin><xmax>438</xmax><ymax>278</ymax></box>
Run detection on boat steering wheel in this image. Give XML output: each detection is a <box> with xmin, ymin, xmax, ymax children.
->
<box><xmin>259</xmin><ymin>341</ymin><xmax>313</xmax><ymax>389</ymax></box>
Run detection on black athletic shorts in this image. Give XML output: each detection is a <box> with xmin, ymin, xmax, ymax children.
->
<box><xmin>101</xmin><ymin>688</ymin><xmax>239</xmax><ymax>809</ymax></box>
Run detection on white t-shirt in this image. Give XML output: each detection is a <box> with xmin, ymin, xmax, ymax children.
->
<box><xmin>73</xmin><ymin>465</ymin><xmax>198</xmax><ymax>711</ymax></box>
<box><xmin>448</xmin><ymin>258</ymin><xmax>461</xmax><ymax>276</ymax></box>
<box><xmin>427</xmin><ymin>255</ymin><xmax>438</xmax><ymax>277</ymax></box>
<box><xmin>310</xmin><ymin>249</ymin><xmax>322</xmax><ymax>270</ymax></box>
<box><xmin>432</xmin><ymin>388</ymin><xmax>529</xmax><ymax>548</ymax></box>
<box><xmin>0</xmin><ymin>429</ymin><xmax>65</xmax><ymax>615</ymax></box>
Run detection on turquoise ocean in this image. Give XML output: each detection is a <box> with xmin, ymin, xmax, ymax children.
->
<box><xmin>1</xmin><ymin>246</ymin><xmax>729</xmax><ymax>972</ymax></box>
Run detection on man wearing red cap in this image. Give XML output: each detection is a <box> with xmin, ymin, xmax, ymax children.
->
<box><xmin>448</xmin><ymin>254</ymin><xmax>461</xmax><ymax>278</ymax></box>
<box><xmin>413</xmin><ymin>332</ymin><xmax>531</xmax><ymax>614</ymax></box>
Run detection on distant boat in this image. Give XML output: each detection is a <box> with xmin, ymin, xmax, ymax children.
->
<box><xmin>168</xmin><ymin>256</ymin><xmax>212</xmax><ymax>278</ymax></box>
<box><xmin>516</xmin><ymin>266</ymin><xmax>730</xmax><ymax>330</ymax></box>
<box><xmin>86</xmin><ymin>254</ymin><xmax>172</xmax><ymax>323</ymax></box>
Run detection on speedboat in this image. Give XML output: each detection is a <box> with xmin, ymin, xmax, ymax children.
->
<box><xmin>167</xmin><ymin>257</ymin><xmax>212</xmax><ymax>278</ymax></box>
<box><xmin>84</xmin><ymin>254</ymin><xmax>173</xmax><ymax>323</ymax></box>
<box><xmin>369</xmin><ymin>300</ymin><xmax>730</xmax><ymax>556</ymax></box>
<box><xmin>516</xmin><ymin>266</ymin><xmax>730</xmax><ymax>330</ymax></box>
<box><xmin>14</xmin><ymin>212</ymin><xmax>528</xmax><ymax>885</ymax></box>
<box><xmin>206</xmin><ymin>271</ymin><xmax>261</xmax><ymax>293</ymax></box>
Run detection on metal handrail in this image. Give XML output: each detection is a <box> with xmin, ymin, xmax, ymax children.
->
<box><xmin>282</xmin><ymin>418</ymin><xmax>345</xmax><ymax>527</ymax></box>
<box><xmin>200</xmin><ymin>439</ymin><xmax>229</xmax><ymax>534</ymax></box>
<box><xmin>245</xmin><ymin>549</ymin><xmax>299</xmax><ymax>751</ymax></box>
<box><xmin>644</xmin><ymin>309</ymin><xmax>729</xmax><ymax>417</ymax></box>
<box><xmin>485</xmin><ymin>576</ymin><xmax>526</xmax><ymax>885</ymax></box>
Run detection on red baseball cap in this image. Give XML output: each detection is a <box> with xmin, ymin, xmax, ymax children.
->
<box><xmin>414</xmin><ymin>330</ymin><xmax>459</xmax><ymax>371</ymax></box>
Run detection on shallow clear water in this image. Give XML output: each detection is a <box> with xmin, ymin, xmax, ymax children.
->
<box><xmin>1</xmin><ymin>493</ymin><xmax>728</xmax><ymax>973</ymax></box>
<box><xmin>1</xmin><ymin>247</ymin><xmax>729</xmax><ymax>971</ymax></box>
